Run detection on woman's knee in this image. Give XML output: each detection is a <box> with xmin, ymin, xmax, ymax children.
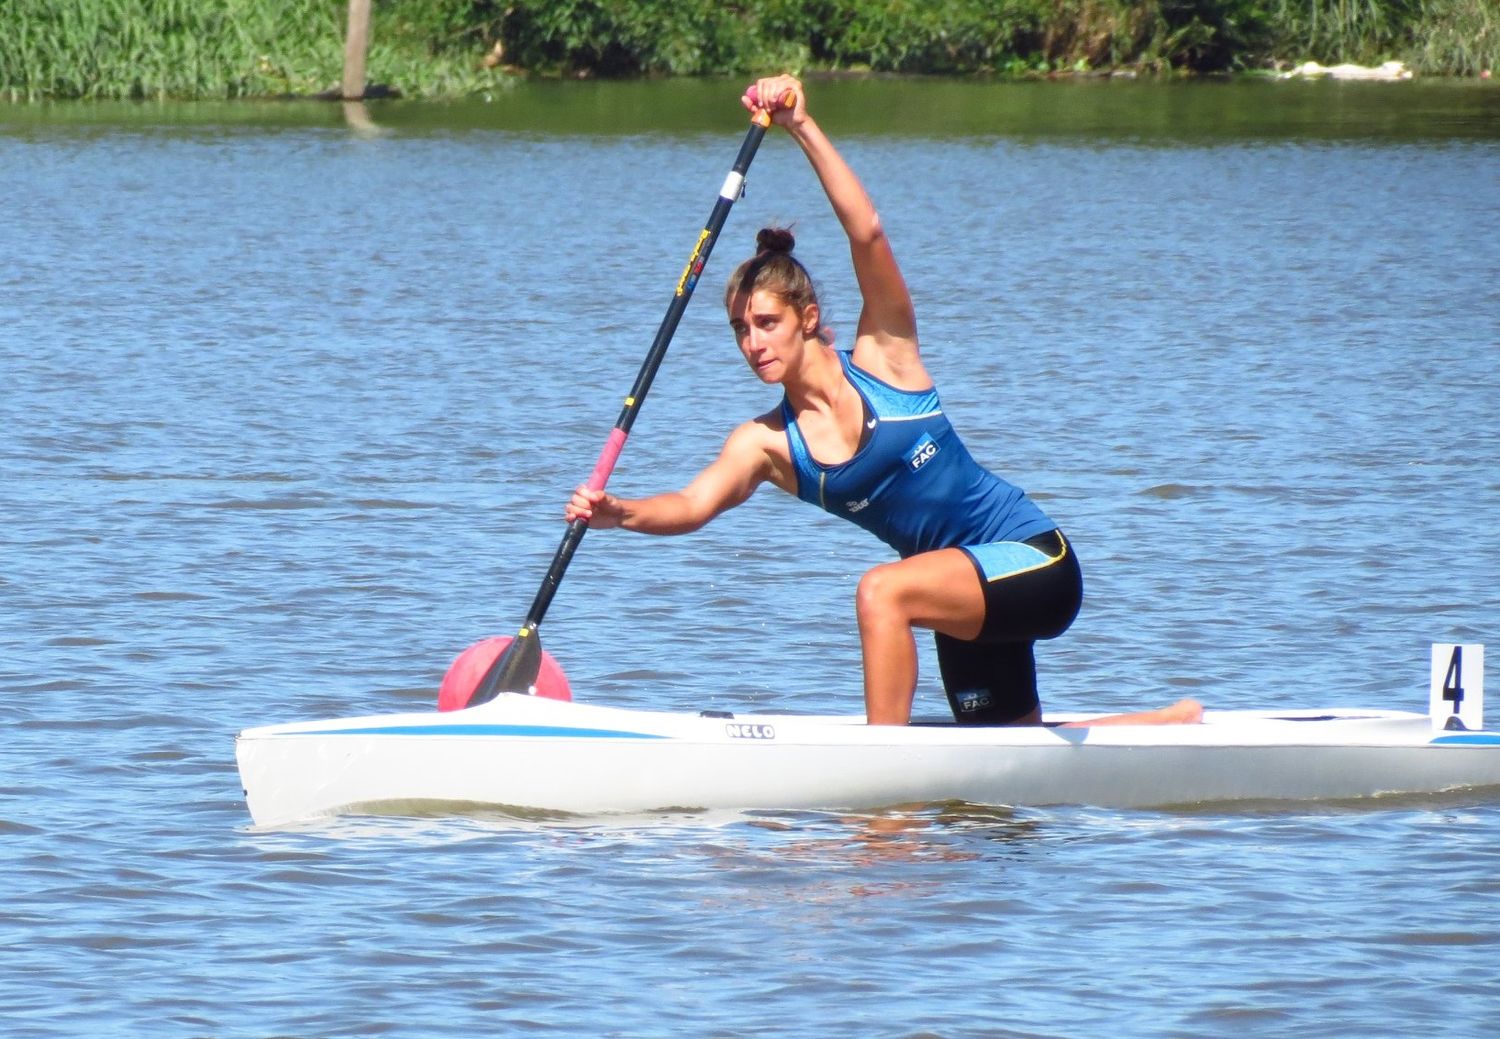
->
<box><xmin>855</xmin><ymin>563</ymin><xmax>907</xmax><ymax>625</ymax></box>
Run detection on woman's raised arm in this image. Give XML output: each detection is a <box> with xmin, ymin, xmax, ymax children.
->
<box><xmin>745</xmin><ymin>75</ymin><xmax>923</xmax><ymax>385</ymax></box>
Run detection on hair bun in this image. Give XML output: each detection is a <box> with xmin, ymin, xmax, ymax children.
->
<box><xmin>755</xmin><ymin>227</ymin><xmax>796</xmax><ymax>255</ymax></box>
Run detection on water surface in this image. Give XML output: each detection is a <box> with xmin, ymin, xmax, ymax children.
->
<box><xmin>3</xmin><ymin>79</ymin><xmax>1499</xmax><ymax>1037</ymax></box>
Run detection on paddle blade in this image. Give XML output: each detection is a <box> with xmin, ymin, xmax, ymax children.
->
<box><xmin>438</xmin><ymin>635</ymin><xmax>571</xmax><ymax>711</ymax></box>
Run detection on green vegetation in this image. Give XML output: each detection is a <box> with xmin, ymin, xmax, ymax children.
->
<box><xmin>0</xmin><ymin>0</ymin><xmax>500</xmax><ymax>100</ymax></box>
<box><xmin>2</xmin><ymin>0</ymin><xmax>1494</xmax><ymax>102</ymax></box>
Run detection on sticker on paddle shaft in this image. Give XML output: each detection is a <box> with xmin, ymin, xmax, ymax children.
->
<box><xmin>1430</xmin><ymin>643</ymin><xmax>1484</xmax><ymax>731</ymax></box>
<box><xmin>719</xmin><ymin>171</ymin><xmax>745</xmax><ymax>202</ymax></box>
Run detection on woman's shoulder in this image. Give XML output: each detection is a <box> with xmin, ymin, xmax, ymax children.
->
<box><xmin>718</xmin><ymin>408</ymin><xmax>788</xmax><ymax>455</ymax></box>
<box><xmin>741</xmin><ymin>406</ymin><xmax>790</xmax><ymax>445</ymax></box>
<box><xmin>726</xmin><ymin>408</ymin><xmax>795</xmax><ymax>492</ymax></box>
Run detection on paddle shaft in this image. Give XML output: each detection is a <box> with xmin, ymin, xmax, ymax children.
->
<box><xmin>470</xmin><ymin>112</ymin><xmax>775</xmax><ymax>705</ymax></box>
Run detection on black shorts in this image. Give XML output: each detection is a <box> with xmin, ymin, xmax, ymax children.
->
<box><xmin>934</xmin><ymin>529</ymin><xmax>1082</xmax><ymax>725</ymax></box>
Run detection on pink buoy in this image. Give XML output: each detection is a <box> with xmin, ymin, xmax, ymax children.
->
<box><xmin>437</xmin><ymin>636</ymin><xmax>572</xmax><ymax>711</ymax></box>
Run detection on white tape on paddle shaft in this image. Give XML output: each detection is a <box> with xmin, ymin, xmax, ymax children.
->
<box><xmin>719</xmin><ymin>171</ymin><xmax>745</xmax><ymax>201</ymax></box>
<box><xmin>1430</xmin><ymin>643</ymin><xmax>1485</xmax><ymax>731</ymax></box>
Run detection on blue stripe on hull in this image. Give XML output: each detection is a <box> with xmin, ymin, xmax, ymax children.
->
<box><xmin>1432</xmin><ymin>733</ymin><xmax>1500</xmax><ymax>746</ymax></box>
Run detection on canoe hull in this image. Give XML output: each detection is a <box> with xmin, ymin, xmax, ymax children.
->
<box><xmin>234</xmin><ymin>693</ymin><xmax>1500</xmax><ymax>827</ymax></box>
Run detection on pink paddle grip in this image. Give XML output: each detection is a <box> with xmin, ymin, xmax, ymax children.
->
<box><xmin>586</xmin><ymin>427</ymin><xmax>628</xmax><ymax>492</ymax></box>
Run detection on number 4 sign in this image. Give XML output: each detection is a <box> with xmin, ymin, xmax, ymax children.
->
<box><xmin>1431</xmin><ymin>644</ymin><xmax>1485</xmax><ymax>731</ymax></box>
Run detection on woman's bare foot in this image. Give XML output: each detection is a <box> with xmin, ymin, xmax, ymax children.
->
<box><xmin>1060</xmin><ymin>697</ymin><xmax>1204</xmax><ymax>727</ymax></box>
<box><xmin>1159</xmin><ymin>697</ymin><xmax>1206</xmax><ymax>723</ymax></box>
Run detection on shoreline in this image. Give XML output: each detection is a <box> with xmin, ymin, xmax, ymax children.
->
<box><xmin>4</xmin><ymin>62</ymin><xmax>1495</xmax><ymax>107</ymax></box>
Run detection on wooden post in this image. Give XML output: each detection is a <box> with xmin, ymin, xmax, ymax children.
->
<box><xmin>342</xmin><ymin>0</ymin><xmax>371</xmax><ymax>101</ymax></box>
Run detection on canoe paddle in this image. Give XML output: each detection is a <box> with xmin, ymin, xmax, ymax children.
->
<box><xmin>467</xmin><ymin>96</ymin><xmax>787</xmax><ymax>707</ymax></box>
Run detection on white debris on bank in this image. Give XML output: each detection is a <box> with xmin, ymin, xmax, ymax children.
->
<box><xmin>1280</xmin><ymin>60</ymin><xmax>1414</xmax><ymax>80</ymax></box>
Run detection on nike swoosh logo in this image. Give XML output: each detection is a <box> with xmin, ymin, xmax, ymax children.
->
<box><xmin>866</xmin><ymin>419</ymin><xmax>878</xmax><ymax>429</ymax></box>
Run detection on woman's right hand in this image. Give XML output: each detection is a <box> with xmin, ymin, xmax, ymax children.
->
<box><xmin>742</xmin><ymin>74</ymin><xmax>805</xmax><ymax>129</ymax></box>
<box><xmin>565</xmin><ymin>485</ymin><xmax>624</xmax><ymax>528</ymax></box>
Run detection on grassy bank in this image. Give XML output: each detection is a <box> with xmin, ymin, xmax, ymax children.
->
<box><xmin>0</xmin><ymin>0</ymin><xmax>500</xmax><ymax>100</ymax></box>
<box><xmin>2</xmin><ymin>0</ymin><xmax>1494</xmax><ymax>102</ymax></box>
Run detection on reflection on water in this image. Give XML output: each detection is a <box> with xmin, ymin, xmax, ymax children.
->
<box><xmin>4</xmin><ymin>77</ymin><xmax>1498</xmax><ymax>141</ymax></box>
<box><xmin>340</xmin><ymin>99</ymin><xmax>382</xmax><ymax>136</ymax></box>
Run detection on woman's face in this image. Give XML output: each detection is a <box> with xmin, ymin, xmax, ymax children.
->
<box><xmin>728</xmin><ymin>289</ymin><xmax>817</xmax><ymax>383</ymax></box>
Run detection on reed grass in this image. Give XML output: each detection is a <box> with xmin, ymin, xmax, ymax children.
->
<box><xmin>1263</xmin><ymin>0</ymin><xmax>1415</xmax><ymax>65</ymax></box>
<box><xmin>1406</xmin><ymin>0</ymin><xmax>1499</xmax><ymax>75</ymax></box>
<box><xmin>2</xmin><ymin>0</ymin><xmax>336</xmax><ymax>100</ymax></box>
<box><xmin>1256</xmin><ymin>0</ymin><xmax>1498</xmax><ymax>74</ymax></box>
<box><xmin>0</xmin><ymin>0</ymin><xmax>507</xmax><ymax>101</ymax></box>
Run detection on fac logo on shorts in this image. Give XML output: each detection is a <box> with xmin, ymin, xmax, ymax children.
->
<box><xmin>957</xmin><ymin>690</ymin><xmax>992</xmax><ymax>713</ymax></box>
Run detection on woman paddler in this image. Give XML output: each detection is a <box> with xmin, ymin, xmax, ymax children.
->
<box><xmin>567</xmin><ymin>75</ymin><xmax>1203</xmax><ymax>728</ymax></box>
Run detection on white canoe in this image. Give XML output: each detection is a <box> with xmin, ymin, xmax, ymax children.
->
<box><xmin>235</xmin><ymin>689</ymin><xmax>1500</xmax><ymax>828</ymax></box>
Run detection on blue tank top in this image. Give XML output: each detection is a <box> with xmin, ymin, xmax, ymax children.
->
<box><xmin>780</xmin><ymin>351</ymin><xmax>1055</xmax><ymax>558</ymax></box>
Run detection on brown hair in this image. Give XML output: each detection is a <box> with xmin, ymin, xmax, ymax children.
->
<box><xmin>724</xmin><ymin>227</ymin><xmax>820</xmax><ymax>320</ymax></box>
